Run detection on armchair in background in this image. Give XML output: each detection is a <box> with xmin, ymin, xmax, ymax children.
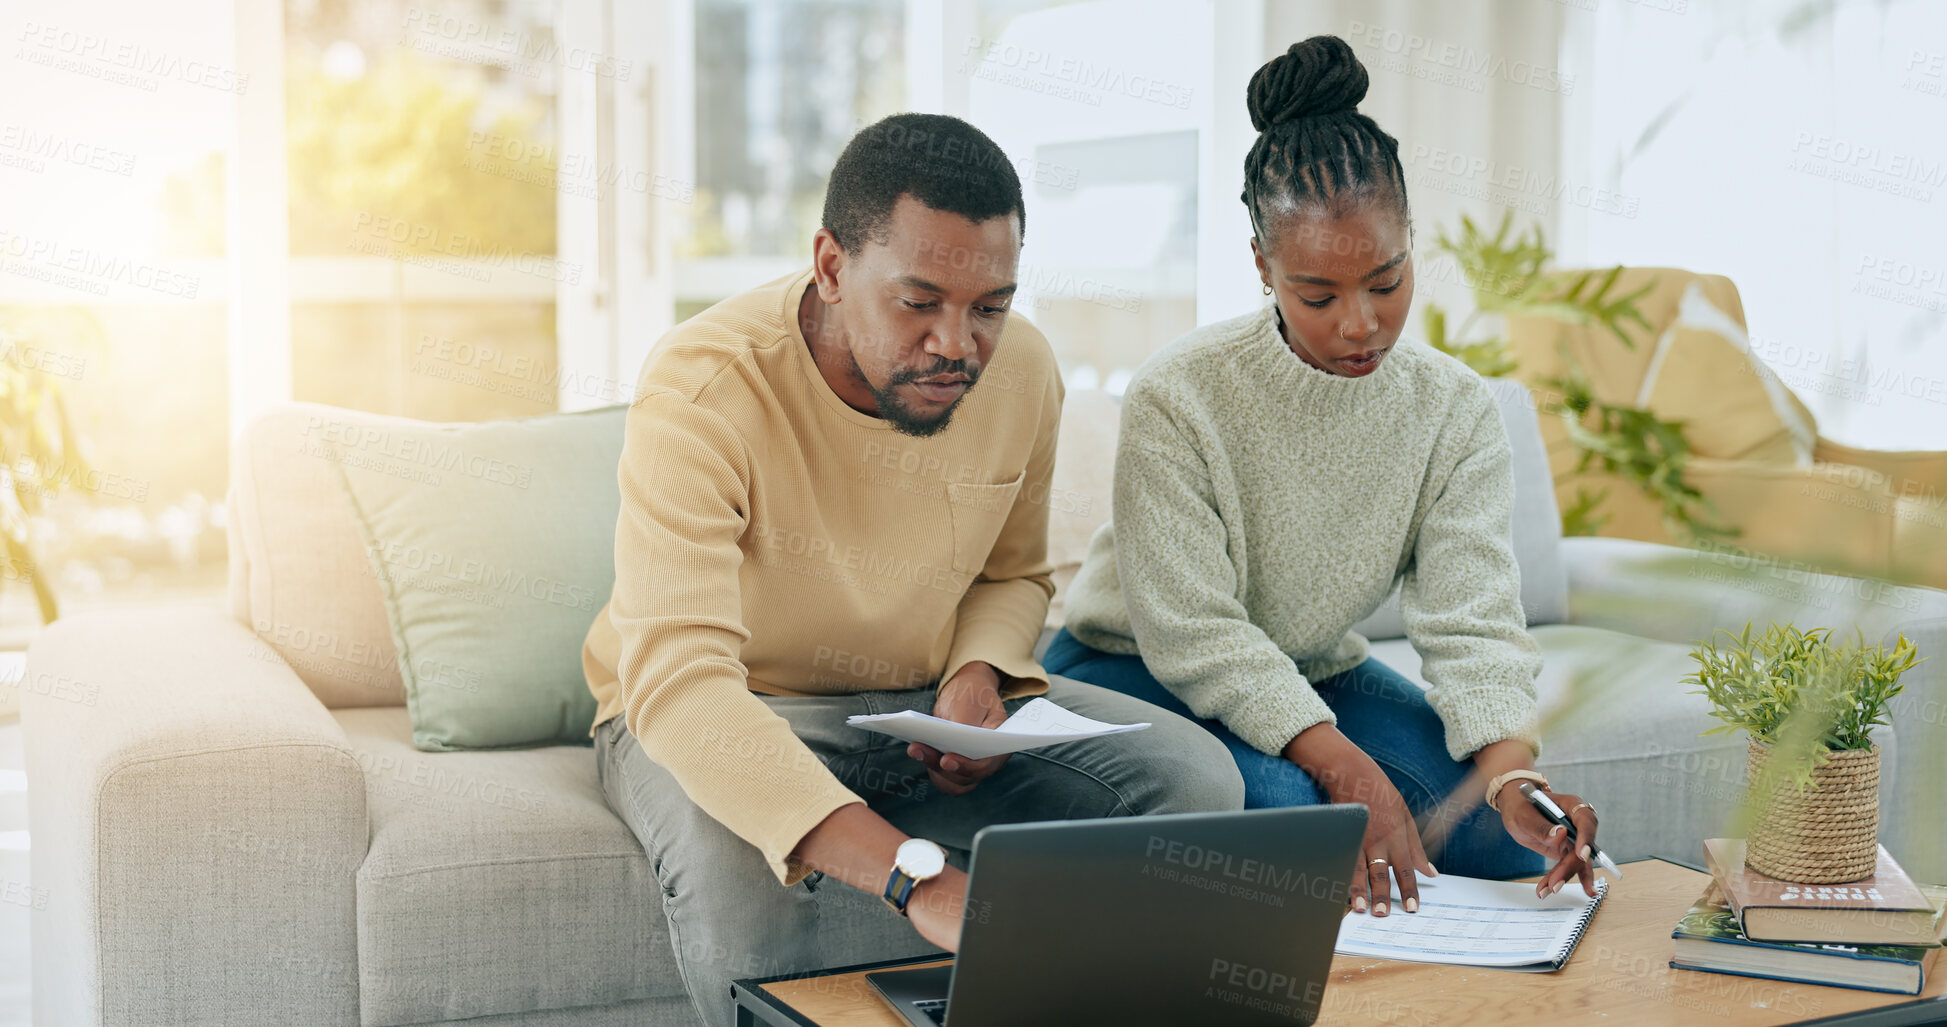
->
<box><xmin>1504</xmin><ymin>267</ymin><xmax>1947</xmax><ymax>590</ymax></box>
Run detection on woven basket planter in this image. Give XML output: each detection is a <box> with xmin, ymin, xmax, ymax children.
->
<box><xmin>1744</xmin><ymin>741</ymin><xmax>1880</xmax><ymax>884</ymax></box>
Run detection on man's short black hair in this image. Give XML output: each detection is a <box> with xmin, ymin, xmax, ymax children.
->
<box><xmin>821</xmin><ymin>113</ymin><xmax>1025</xmax><ymax>255</ymax></box>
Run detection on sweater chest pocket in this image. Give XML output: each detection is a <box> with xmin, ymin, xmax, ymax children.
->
<box><xmin>945</xmin><ymin>473</ymin><xmax>1023</xmax><ymax>575</ymax></box>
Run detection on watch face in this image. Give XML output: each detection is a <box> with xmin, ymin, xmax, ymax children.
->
<box><xmin>897</xmin><ymin>838</ymin><xmax>947</xmax><ymax>878</ymax></box>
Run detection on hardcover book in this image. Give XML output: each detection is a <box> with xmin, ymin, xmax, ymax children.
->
<box><xmin>1703</xmin><ymin>838</ymin><xmax>1938</xmax><ymax>945</ymax></box>
<box><xmin>1670</xmin><ymin>883</ymin><xmax>1947</xmax><ymax>995</ymax></box>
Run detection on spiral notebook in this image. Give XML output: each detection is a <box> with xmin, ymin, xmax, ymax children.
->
<box><xmin>1335</xmin><ymin>873</ymin><xmax>1608</xmax><ymax>972</ymax></box>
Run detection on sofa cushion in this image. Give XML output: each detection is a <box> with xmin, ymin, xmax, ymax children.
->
<box><xmin>1045</xmin><ymin>388</ymin><xmax>1120</xmax><ymax>629</ymax></box>
<box><xmin>1351</xmin><ymin>374</ymin><xmax>1569</xmax><ymax>640</ymax></box>
<box><xmin>335</xmin><ymin>405</ymin><xmax>625</xmax><ymax>750</ymax></box>
<box><xmin>1637</xmin><ymin>281</ymin><xmax>1817</xmax><ymax>465</ymax></box>
<box><xmin>229</xmin><ymin>404</ymin><xmax>412</xmax><ymax>707</ymax></box>
<box><xmin>388</xmin><ymin>997</ymin><xmax>699</xmax><ymax>1026</ymax></box>
<box><xmin>1368</xmin><ymin>624</ymin><xmax>1897</xmax><ymax>868</ymax></box>
<box><xmin>335</xmin><ymin>707</ymin><xmax>681</xmax><ymax>1027</ymax></box>
<box><xmin>1047</xmin><ymin>387</ymin><xmax>1119</xmax><ymax>572</ymax></box>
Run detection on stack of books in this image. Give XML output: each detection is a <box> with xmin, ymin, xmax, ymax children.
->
<box><xmin>1669</xmin><ymin>838</ymin><xmax>1947</xmax><ymax>995</ymax></box>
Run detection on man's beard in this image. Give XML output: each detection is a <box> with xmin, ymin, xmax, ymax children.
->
<box><xmin>859</xmin><ymin>357</ymin><xmax>980</xmax><ymax>438</ymax></box>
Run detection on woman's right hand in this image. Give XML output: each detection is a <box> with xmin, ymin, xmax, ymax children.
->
<box><xmin>1285</xmin><ymin>723</ymin><xmax>1436</xmax><ymax>917</ymax></box>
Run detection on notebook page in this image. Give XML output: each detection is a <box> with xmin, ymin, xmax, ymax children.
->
<box><xmin>1335</xmin><ymin>874</ymin><xmax>1607</xmax><ymax>970</ymax></box>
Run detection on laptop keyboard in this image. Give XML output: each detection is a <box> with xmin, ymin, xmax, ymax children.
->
<box><xmin>914</xmin><ymin>998</ymin><xmax>948</xmax><ymax>1025</ymax></box>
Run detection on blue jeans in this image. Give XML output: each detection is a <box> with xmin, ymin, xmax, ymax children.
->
<box><xmin>1044</xmin><ymin>628</ymin><xmax>1541</xmax><ymax>880</ymax></box>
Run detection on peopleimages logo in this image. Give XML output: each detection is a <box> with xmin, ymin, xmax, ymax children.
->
<box><xmin>0</xmin><ymin>333</ymin><xmax>88</xmax><ymax>380</ymax></box>
<box><xmin>1787</xmin><ymin>133</ymin><xmax>1945</xmax><ymax>202</ymax></box>
<box><xmin>366</xmin><ymin>540</ymin><xmax>598</xmax><ymax>612</ymax></box>
<box><xmin>0</xmin><ymin>229</ymin><xmax>201</xmax><ymax>299</ymax></box>
<box><xmin>347</xmin><ymin>212</ymin><xmax>583</xmax><ymax>285</ymax></box>
<box><xmin>399</xmin><ymin>7</ymin><xmax>630</xmax><ymax>80</ymax></box>
<box><xmin>1851</xmin><ymin>253</ymin><xmax>1947</xmax><ymax>315</ymax></box>
<box><xmin>411</xmin><ymin>333</ymin><xmax>640</xmax><ymax>406</ymax></box>
<box><xmin>0</xmin><ymin>124</ymin><xmax>137</xmax><ymax>177</ymax></box>
<box><xmin>300</xmin><ymin>416</ymin><xmax>536</xmax><ymax>488</ymax></box>
<box><xmin>0</xmin><ymin>878</ymin><xmax>49</xmax><ymax>911</ymax></box>
<box><xmin>1347</xmin><ymin>20</ymin><xmax>1573</xmax><ymax>95</ymax></box>
<box><xmin>464</xmin><ymin>132</ymin><xmax>694</xmax><ymax>203</ymax></box>
<box><xmin>1206</xmin><ymin>956</ymin><xmax>1324</xmax><ymax>1016</ymax></box>
<box><xmin>1146</xmin><ymin>835</ymin><xmax>1321</xmax><ymax>894</ymax></box>
<box><xmin>1403</xmin><ymin>144</ymin><xmax>1639</xmax><ymax>219</ymax></box>
<box><xmin>957</xmin><ymin>36</ymin><xmax>1195</xmax><ymax>110</ymax></box>
<box><xmin>13</xmin><ymin>21</ymin><xmax>249</xmax><ymax>93</ymax></box>
<box><xmin>747</xmin><ymin>522</ymin><xmax>974</xmax><ymax>597</ymax></box>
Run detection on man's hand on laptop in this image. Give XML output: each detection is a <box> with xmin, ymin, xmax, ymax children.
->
<box><xmin>903</xmin><ymin>865</ymin><xmax>973</xmax><ymax>952</ymax></box>
<box><xmin>787</xmin><ymin>806</ymin><xmax>974</xmax><ymax>952</ymax></box>
<box><xmin>907</xmin><ymin>662</ymin><xmax>1012</xmax><ymax>797</ymax></box>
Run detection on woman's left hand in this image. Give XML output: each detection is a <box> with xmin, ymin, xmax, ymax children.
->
<box><xmin>1497</xmin><ymin>787</ymin><xmax>1599</xmax><ymax>899</ymax></box>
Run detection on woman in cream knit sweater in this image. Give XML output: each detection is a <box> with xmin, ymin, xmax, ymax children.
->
<box><xmin>1047</xmin><ymin>35</ymin><xmax>1603</xmax><ymax>917</ymax></box>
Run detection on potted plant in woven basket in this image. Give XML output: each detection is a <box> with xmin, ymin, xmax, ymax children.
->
<box><xmin>1688</xmin><ymin>624</ymin><xmax>1922</xmax><ymax>884</ymax></box>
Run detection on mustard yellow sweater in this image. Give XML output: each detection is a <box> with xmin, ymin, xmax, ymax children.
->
<box><xmin>582</xmin><ymin>269</ymin><xmax>1062</xmax><ymax>884</ymax></box>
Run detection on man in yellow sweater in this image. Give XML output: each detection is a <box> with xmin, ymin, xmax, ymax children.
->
<box><xmin>582</xmin><ymin>113</ymin><xmax>1242</xmax><ymax>1027</ymax></box>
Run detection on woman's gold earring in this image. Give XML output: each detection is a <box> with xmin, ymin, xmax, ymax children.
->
<box><xmin>1261</xmin><ymin>283</ymin><xmax>1272</xmax><ymax>296</ymax></box>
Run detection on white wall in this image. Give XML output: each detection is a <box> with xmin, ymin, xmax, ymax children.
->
<box><xmin>1560</xmin><ymin>0</ymin><xmax>1947</xmax><ymax>449</ymax></box>
<box><xmin>1264</xmin><ymin>0</ymin><xmax>1571</xmax><ymax>342</ymax></box>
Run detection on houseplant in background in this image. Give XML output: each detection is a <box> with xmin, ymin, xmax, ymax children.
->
<box><xmin>1421</xmin><ymin>212</ymin><xmax>1734</xmax><ymax>543</ymax></box>
<box><xmin>1687</xmin><ymin>623</ymin><xmax>1922</xmax><ymax>883</ymax></box>
<box><xmin>0</xmin><ymin>326</ymin><xmax>91</xmax><ymax>625</ymax></box>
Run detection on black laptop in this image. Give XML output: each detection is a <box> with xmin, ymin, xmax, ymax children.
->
<box><xmin>867</xmin><ymin>805</ymin><xmax>1367</xmax><ymax>1027</ymax></box>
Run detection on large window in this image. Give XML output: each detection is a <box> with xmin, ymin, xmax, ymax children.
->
<box><xmin>285</xmin><ymin>0</ymin><xmax>564</xmax><ymax>422</ymax></box>
<box><xmin>676</xmin><ymin>0</ymin><xmax>906</xmax><ymax>318</ymax></box>
<box><xmin>0</xmin><ymin>0</ymin><xmax>235</xmax><ymax>634</ymax></box>
<box><xmin>673</xmin><ymin>0</ymin><xmax>1221</xmax><ymax>389</ymax></box>
<box><xmin>0</xmin><ymin>0</ymin><xmax>1247</xmax><ymax>633</ymax></box>
<box><xmin>961</xmin><ymin>0</ymin><xmax>1235</xmax><ymax>392</ymax></box>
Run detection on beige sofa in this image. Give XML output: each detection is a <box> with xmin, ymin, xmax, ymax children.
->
<box><xmin>24</xmin><ymin>379</ymin><xmax>1947</xmax><ymax>1025</ymax></box>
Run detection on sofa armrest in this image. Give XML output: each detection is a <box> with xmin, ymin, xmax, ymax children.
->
<box><xmin>1885</xmin><ymin>615</ymin><xmax>1947</xmax><ymax>883</ymax></box>
<box><xmin>23</xmin><ymin>607</ymin><xmax>367</xmax><ymax>1027</ymax></box>
<box><xmin>1549</xmin><ymin>456</ymin><xmax>1947</xmax><ymax>589</ymax></box>
<box><xmin>1561</xmin><ymin>536</ymin><xmax>1947</xmax><ymax>880</ymax></box>
<box><xmin>1562</xmin><ymin>537</ymin><xmax>1947</xmax><ymax>643</ymax></box>
<box><xmin>1813</xmin><ymin>438</ymin><xmax>1947</xmax><ymax>498</ymax></box>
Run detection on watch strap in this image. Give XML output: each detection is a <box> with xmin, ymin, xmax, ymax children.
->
<box><xmin>882</xmin><ymin>866</ymin><xmax>920</xmax><ymax>918</ymax></box>
<box><xmin>881</xmin><ymin>839</ymin><xmax>945</xmax><ymax>918</ymax></box>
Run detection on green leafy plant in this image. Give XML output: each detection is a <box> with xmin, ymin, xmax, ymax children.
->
<box><xmin>1421</xmin><ymin>304</ymin><xmax>1516</xmax><ymax>377</ymax></box>
<box><xmin>1557</xmin><ymin>485</ymin><xmax>1610</xmax><ymax>538</ymax></box>
<box><xmin>0</xmin><ymin>334</ymin><xmax>92</xmax><ymax>623</ymax></box>
<box><xmin>1421</xmin><ymin>211</ymin><xmax>1732</xmax><ymax>544</ymax></box>
<box><xmin>1687</xmin><ymin>623</ymin><xmax>1921</xmax><ymax>790</ymax></box>
<box><xmin>1421</xmin><ymin>211</ymin><xmax>1655</xmax><ymax>375</ymax></box>
<box><xmin>1541</xmin><ymin>360</ymin><xmax>1737</xmax><ymax>543</ymax></box>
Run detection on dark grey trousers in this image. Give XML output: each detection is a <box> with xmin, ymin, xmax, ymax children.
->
<box><xmin>594</xmin><ymin>674</ymin><xmax>1245</xmax><ymax>1027</ymax></box>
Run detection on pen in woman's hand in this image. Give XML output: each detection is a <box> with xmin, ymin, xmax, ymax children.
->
<box><xmin>1520</xmin><ymin>783</ymin><xmax>1621</xmax><ymax>878</ymax></box>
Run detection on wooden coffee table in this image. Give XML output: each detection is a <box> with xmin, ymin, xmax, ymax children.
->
<box><xmin>730</xmin><ymin>858</ymin><xmax>1947</xmax><ymax>1026</ymax></box>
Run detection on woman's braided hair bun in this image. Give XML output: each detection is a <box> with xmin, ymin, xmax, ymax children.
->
<box><xmin>1247</xmin><ymin>35</ymin><xmax>1368</xmax><ymax>131</ymax></box>
<box><xmin>1240</xmin><ymin>34</ymin><xmax>1407</xmax><ymax>236</ymax></box>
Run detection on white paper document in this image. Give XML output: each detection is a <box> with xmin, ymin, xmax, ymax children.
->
<box><xmin>1334</xmin><ymin>873</ymin><xmax>1608</xmax><ymax>972</ymax></box>
<box><xmin>845</xmin><ymin>697</ymin><xmax>1150</xmax><ymax>760</ymax></box>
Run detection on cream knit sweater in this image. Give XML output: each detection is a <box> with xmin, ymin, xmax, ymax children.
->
<box><xmin>1063</xmin><ymin>306</ymin><xmax>1541</xmax><ymax>762</ymax></box>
